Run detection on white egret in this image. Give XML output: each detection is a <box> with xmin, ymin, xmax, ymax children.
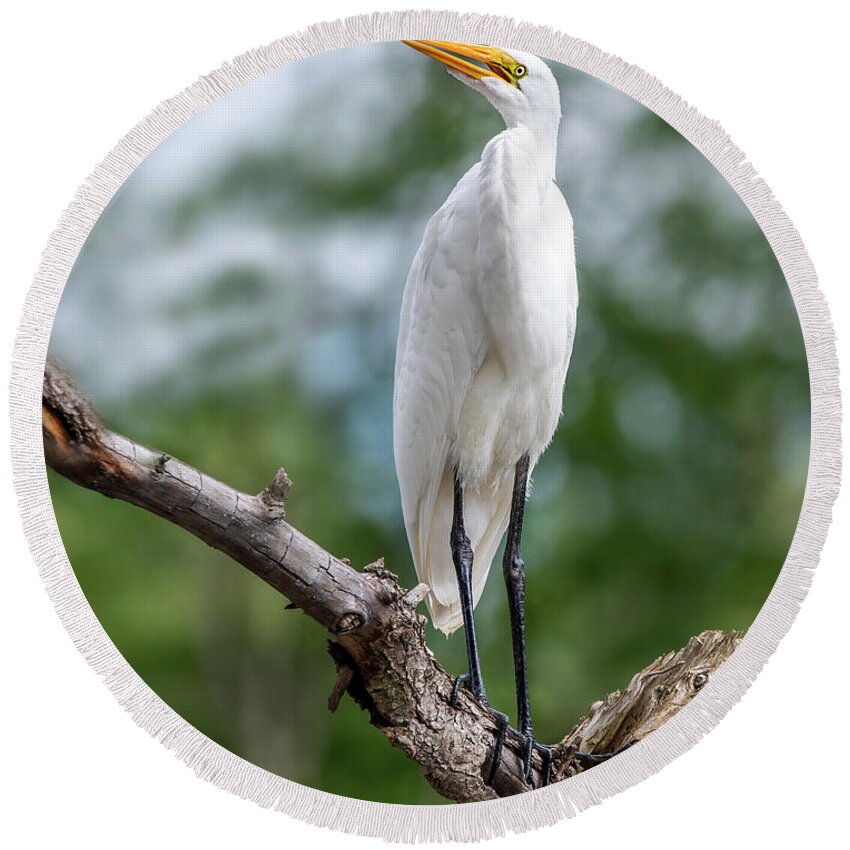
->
<box><xmin>394</xmin><ymin>41</ymin><xmax>578</xmax><ymax>786</ymax></box>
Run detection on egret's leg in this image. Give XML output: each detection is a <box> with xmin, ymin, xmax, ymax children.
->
<box><xmin>502</xmin><ymin>452</ymin><xmax>551</xmax><ymax>785</ymax></box>
<box><xmin>450</xmin><ymin>469</ymin><xmax>510</xmax><ymax>786</ymax></box>
<box><xmin>450</xmin><ymin>468</ymin><xmax>488</xmax><ymax>704</ymax></box>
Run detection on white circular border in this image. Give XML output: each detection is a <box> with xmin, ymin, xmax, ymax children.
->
<box><xmin>9</xmin><ymin>9</ymin><xmax>841</xmax><ymax>842</ymax></box>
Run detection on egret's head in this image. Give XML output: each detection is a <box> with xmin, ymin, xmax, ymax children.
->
<box><xmin>403</xmin><ymin>41</ymin><xmax>561</xmax><ymax>131</ymax></box>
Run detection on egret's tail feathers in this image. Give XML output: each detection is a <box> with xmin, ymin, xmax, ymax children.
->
<box><xmin>418</xmin><ymin>471</ymin><xmax>512</xmax><ymax>636</ymax></box>
<box><xmin>424</xmin><ymin>596</ymin><xmax>465</xmax><ymax>637</ymax></box>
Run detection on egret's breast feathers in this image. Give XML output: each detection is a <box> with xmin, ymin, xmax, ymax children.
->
<box><xmin>476</xmin><ymin>132</ymin><xmax>577</xmax><ymax>377</ymax></box>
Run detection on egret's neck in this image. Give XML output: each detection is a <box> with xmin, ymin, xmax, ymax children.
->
<box><xmin>484</xmin><ymin>117</ymin><xmax>560</xmax><ymax>189</ymax></box>
<box><xmin>520</xmin><ymin>116</ymin><xmax>560</xmax><ymax>181</ymax></box>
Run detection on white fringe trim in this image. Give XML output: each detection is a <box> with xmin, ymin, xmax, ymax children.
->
<box><xmin>8</xmin><ymin>9</ymin><xmax>841</xmax><ymax>842</ymax></box>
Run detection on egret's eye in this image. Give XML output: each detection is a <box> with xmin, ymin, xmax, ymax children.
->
<box><xmin>514</xmin><ymin>65</ymin><xmax>528</xmax><ymax>78</ymax></box>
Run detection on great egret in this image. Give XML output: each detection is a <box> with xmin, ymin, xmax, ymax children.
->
<box><xmin>394</xmin><ymin>41</ymin><xmax>578</xmax><ymax>786</ymax></box>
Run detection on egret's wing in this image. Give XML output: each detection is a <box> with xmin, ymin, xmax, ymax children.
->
<box><xmin>394</xmin><ymin>167</ymin><xmax>488</xmax><ymax>624</ymax></box>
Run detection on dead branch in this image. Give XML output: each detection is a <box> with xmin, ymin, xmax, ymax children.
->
<box><xmin>42</xmin><ymin>357</ymin><xmax>741</xmax><ymax>802</ymax></box>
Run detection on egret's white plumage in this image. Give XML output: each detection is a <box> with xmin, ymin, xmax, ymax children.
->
<box><xmin>394</xmin><ymin>47</ymin><xmax>578</xmax><ymax>635</ymax></box>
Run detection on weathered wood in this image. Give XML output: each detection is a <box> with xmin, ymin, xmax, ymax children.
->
<box><xmin>552</xmin><ymin>630</ymin><xmax>741</xmax><ymax>779</ymax></box>
<box><xmin>42</xmin><ymin>357</ymin><xmax>741</xmax><ymax>802</ymax></box>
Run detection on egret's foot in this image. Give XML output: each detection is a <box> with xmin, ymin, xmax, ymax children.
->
<box><xmin>449</xmin><ymin>673</ymin><xmax>471</xmax><ymax>707</ymax></box>
<box><xmin>536</xmin><ymin>742</ymin><xmax>553</xmax><ymax>787</ymax></box>
<box><xmin>573</xmin><ymin>741</ymin><xmax>634</xmax><ymax>768</ymax></box>
<box><xmin>448</xmin><ymin>674</ymin><xmax>512</xmax><ymax>788</ymax></box>
<box><xmin>529</xmin><ymin>740</ymin><xmax>552</xmax><ymax>787</ymax></box>
<box><xmin>517</xmin><ymin>734</ymin><xmax>553</xmax><ymax>787</ymax></box>
<box><xmin>519</xmin><ymin>733</ymin><xmax>534</xmax><ymax>783</ymax></box>
<box><xmin>485</xmin><ymin>709</ymin><xmax>510</xmax><ymax>786</ymax></box>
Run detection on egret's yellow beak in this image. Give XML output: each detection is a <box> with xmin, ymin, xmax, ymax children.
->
<box><xmin>403</xmin><ymin>40</ymin><xmax>516</xmax><ymax>85</ymax></box>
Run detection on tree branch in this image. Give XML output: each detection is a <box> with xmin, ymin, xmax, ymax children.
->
<box><xmin>42</xmin><ymin>358</ymin><xmax>741</xmax><ymax>802</ymax></box>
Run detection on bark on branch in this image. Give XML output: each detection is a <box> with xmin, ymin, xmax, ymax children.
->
<box><xmin>42</xmin><ymin>358</ymin><xmax>741</xmax><ymax>802</ymax></box>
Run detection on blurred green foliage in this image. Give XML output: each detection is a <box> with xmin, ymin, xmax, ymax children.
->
<box><xmin>48</xmin><ymin>44</ymin><xmax>808</xmax><ymax>804</ymax></box>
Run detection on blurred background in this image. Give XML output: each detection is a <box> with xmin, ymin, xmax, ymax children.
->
<box><xmin>47</xmin><ymin>43</ymin><xmax>809</xmax><ymax>804</ymax></box>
